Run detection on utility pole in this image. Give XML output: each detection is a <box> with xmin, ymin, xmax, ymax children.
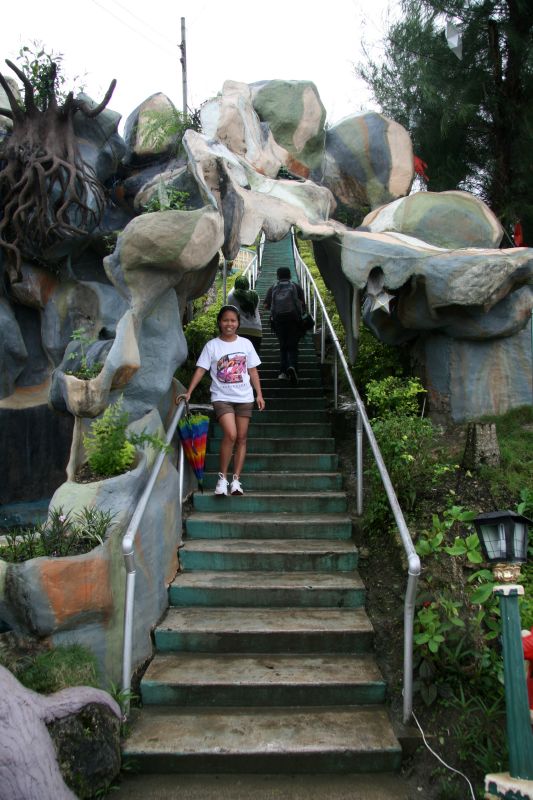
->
<box><xmin>179</xmin><ymin>17</ymin><xmax>187</xmax><ymax>119</ymax></box>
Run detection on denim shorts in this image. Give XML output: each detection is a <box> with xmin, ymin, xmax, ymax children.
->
<box><xmin>213</xmin><ymin>401</ymin><xmax>254</xmax><ymax>419</ymax></box>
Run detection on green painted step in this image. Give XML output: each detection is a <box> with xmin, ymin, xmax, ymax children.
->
<box><xmin>154</xmin><ymin>607</ymin><xmax>374</xmax><ymax>653</ymax></box>
<box><xmin>179</xmin><ymin>538</ymin><xmax>357</xmax><ymax>571</ymax></box>
<box><xmin>201</xmin><ymin>471</ymin><xmax>342</xmax><ymax>490</ymax></box>
<box><xmin>140</xmin><ymin>653</ymin><xmax>385</xmax><ymax>707</ymax></box>
<box><xmin>256</xmin><ymin>409</ymin><xmax>330</xmax><ymax>423</ymax></box>
<box><xmin>211</xmin><ymin>422</ymin><xmax>332</xmax><ymax>438</ymax></box>
<box><xmin>168</xmin><ymin>570</ymin><xmax>365</xmax><ymax>608</ymax></box>
<box><xmin>262</xmin><ymin>386</ymin><xmax>325</xmax><ymax>396</ymax></box>
<box><xmin>207</xmin><ymin>437</ymin><xmax>335</xmax><ymax>455</ymax></box>
<box><xmin>185</xmin><ymin>512</ymin><xmax>352</xmax><ymax>540</ymax></box>
<box><xmin>258</xmin><ymin>397</ymin><xmax>326</xmax><ymax>410</ymax></box>
<box><xmin>122</xmin><ymin>706</ymin><xmax>402</xmax><ymax>774</ymax></box>
<box><xmin>192</xmin><ymin>491</ymin><xmax>347</xmax><ymax>514</ymax></box>
<box><xmin>204</xmin><ymin>452</ymin><xmax>338</xmax><ymax>471</ymax></box>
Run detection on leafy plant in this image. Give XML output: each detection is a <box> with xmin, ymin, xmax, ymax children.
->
<box><xmin>137</xmin><ymin>106</ymin><xmax>201</xmax><ymax>156</ymax></box>
<box><xmin>16</xmin><ymin>41</ymin><xmax>86</xmax><ymax>111</ymax></box>
<box><xmin>365</xmin><ymin>375</ymin><xmax>426</xmax><ymax>418</ymax></box>
<box><xmin>142</xmin><ymin>185</ymin><xmax>189</xmax><ymax>213</ymax></box>
<box><xmin>65</xmin><ymin>327</ymin><xmax>103</xmax><ymax>380</ymax></box>
<box><xmin>364</xmin><ymin>414</ymin><xmax>437</xmax><ymax>525</ymax></box>
<box><xmin>83</xmin><ymin>396</ymin><xmax>170</xmax><ymax>478</ymax></box>
<box><xmin>0</xmin><ymin>506</ymin><xmax>116</xmax><ymax>562</ymax></box>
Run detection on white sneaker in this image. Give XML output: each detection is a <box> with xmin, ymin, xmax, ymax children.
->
<box><xmin>278</xmin><ymin>372</ymin><xmax>288</xmax><ymax>380</ymax></box>
<box><xmin>230</xmin><ymin>475</ymin><xmax>244</xmax><ymax>495</ymax></box>
<box><xmin>214</xmin><ymin>473</ymin><xmax>229</xmax><ymax>496</ymax></box>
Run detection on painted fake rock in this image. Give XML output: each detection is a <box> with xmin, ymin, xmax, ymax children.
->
<box><xmin>123</xmin><ymin>92</ymin><xmax>178</xmax><ymax>165</ymax></box>
<box><xmin>0</xmin><ymin>410</ymin><xmax>180</xmax><ymax>682</ymax></box>
<box><xmin>340</xmin><ymin>229</ymin><xmax>533</xmax><ymax>420</ymax></box>
<box><xmin>183</xmin><ymin>130</ymin><xmax>340</xmax><ymax>254</ymax></box>
<box><xmin>323</xmin><ymin>112</ymin><xmax>413</xmax><ymax>213</ymax></box>
<box><xmin>250</xmin><ymin>79</ymin><xmax>327</xmax><ymax>177</ymax></box>
<box><xmin>362</xmin><ymin>190</ymin><xmax>504</xmax><ymax>249</ymax></box>
<box><xmin>201</xmin><ymin>80</ymin><xmax>287</xmax><ymax>178</ymax></box>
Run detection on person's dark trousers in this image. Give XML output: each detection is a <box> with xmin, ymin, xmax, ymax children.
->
<box><xmin>274</xmin><ymin>319</ymin><xmax>301</xmax><ymax>373</ymax></box>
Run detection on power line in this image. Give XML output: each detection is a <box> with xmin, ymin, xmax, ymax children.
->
<box><xmin>90</xmin><ymin>0</ymin><xmax>176</xmax><ymax>59</ymax></box>
<box><xmin>107</xmin><ymin>0</ymin><xmax>177</xmax><ymax>49</ymax></box>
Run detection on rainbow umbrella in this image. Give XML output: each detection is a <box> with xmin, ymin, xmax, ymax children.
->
<box><xmin>177</xmin><ymin>409</ymin><xmax>210</xmax><ymax>492</ymax></box>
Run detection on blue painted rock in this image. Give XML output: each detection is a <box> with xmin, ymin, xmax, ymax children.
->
<box><xmin>323</xmin><ymin>112</ymin><xmax>413</xmax><ymax>213</ymax></box>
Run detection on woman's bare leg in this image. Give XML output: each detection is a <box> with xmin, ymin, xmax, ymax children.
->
<box><xmin>217</xmin><ymin>412</ymin><xmax>237</xmax><ymax>476</ymax></box>
<box><xmin>233</xmin><ymin>415</ymin><xmax>250</xmax><ymax>478</ymax></box>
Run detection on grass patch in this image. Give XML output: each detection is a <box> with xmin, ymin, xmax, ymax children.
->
<box><xmin>0</xmin><ymin>641</ymin><xmax>99</xmax><ymax>693</ymax></box>
<box><xmin>477</xmin><ymin>405</ymin><xmax>533</xmax><ymax>503</ymax></box>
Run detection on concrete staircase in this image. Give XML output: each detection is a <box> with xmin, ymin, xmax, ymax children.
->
<box><xmin>123</xmin><ymin>237</ymin><xmax>402</xmax><ymax>776</ymax></box>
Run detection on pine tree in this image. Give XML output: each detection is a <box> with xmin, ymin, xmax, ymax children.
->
<box><xmin>358</xmin><ymin>0</ymin><xmax>533</xmax><ymax>243</ymax></box>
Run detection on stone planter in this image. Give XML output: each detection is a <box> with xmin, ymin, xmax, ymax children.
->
<box><xmin>0</xmin><ymin>409</ymin><xmax>180</xmax><ymax>685</ymax></box>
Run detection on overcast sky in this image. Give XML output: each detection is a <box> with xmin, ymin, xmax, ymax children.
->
<box><xmin>1</xmin><ymin>0</ymin><xmax>399</xmax><ymax>132</ymax></box>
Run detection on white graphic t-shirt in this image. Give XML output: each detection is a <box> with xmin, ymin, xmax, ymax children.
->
<box><xmin>196</xmin><ymin>335</ymin><xmax>261</xmax><ymax>403</ymax></box>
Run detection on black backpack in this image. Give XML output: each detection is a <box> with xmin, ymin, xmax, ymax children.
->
<box><xmin>271</xmin><ymin>280</ymin><xmax>302</xmax><ymax>322</ymax></box>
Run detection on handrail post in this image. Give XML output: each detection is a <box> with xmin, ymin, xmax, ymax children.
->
<box><xmin>356</xmin><ymin>411</ymin><xmax>364</xmax><ymax>516</ymax></box>
<box><xmin>290</xmin><ymin>231</ymin><xmax>420</xmax><ymax>724</ymax></box>
<box><xmin>121</xmin><ymin>399</ymin><xmax>187</xmax><ymax>715</ymax></box>
<box><xmin>334</xmin><ymin>351</ymin><xmax>338</xmax><ymax>409</ymax></box>
<box><xmin>320</xmin><ymin>314</ymin><xmax>326</xmax><ymax>364</ymax></box>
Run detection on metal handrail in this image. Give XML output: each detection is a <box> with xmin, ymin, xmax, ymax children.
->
<box><xmin>292</xmin><ymin>236</ymin><xmax>421</xmax><ymax>724</ymax></box>
<box><xmin>121</xmin><ymin>398</ymin><xmax>187</xmax><ymax>713</ymax></box>
<box><xmin>241</xmin><ymin>234</ymin><xmax>265</xmax><ymax>289</ymax></box>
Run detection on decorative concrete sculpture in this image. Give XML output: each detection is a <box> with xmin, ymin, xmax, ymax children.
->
<box><xmin>0</xmin><ymin>664</ymin><xmax>120</xmax><ymax>800</ymax></box>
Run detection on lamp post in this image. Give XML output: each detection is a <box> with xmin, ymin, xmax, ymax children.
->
<box><xmin>474</xmin><ymin>510</ymin><xmax>533</xmax><ymax>799</ymax></box>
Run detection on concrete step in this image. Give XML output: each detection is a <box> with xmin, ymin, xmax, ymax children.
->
<box><xmin>141</xmin><ymin>653</ymin><xmax>385</xmax><ymax>706</ymax></box>
<box><xmin>260</xmin><ymin>397</ymin><xmax>327</xmax><ymax>410</ymax></box>
<box><xmin>185</xmin><ymin>512</ymin><xmax>352</xmax><ymax>540</ymax></box>
<box><xmin>122</xmin><ymin>705</ymin><xmax>402</xmax><ymax>774</ymax></box>
<box><xmin>192</xmin><ymin>491</ymin><xmax>347</xmax><ymax>514</ymax></box>
<box><xmin>179</xmin><ymin>538</ymin><xmax>357</xmax><ymax>571</ymax></box>
<box><xmin>260</xmin><ymin>378</ymin><xmax>323</xmax><ymax>389</ymax></box>
<box><xmin>207</xmin><ymin>437</ymin><xmax>335</xmax><ymax>455</ymax></box>
<box><xmin>255</xmin><ymin>409</ymin><xmax>330</xmax><ymax>423</ymax></box>
<box><xmin>169</xmin><ymin>570</ymin><xmax>365</xmax><ymax>608</ymax></box>
<box><xmin>155</xmin><ymin>606</ymin><xmax>374</xmax><ymax>653</ymax></box>
<box><xmin>211</xmin><ymin>422</ymin><xmax>332</xmax><ymax>438</ymax></box>
<box><xmin>204</xmin><ymin>452</ymin><xmax>338</xmax><ymax>471</ymax></box>
<box><xmin>259</xmin><ymin>368</ymin><xmax>321</xmax><ymax>380</ymax></box>
<box><xmin>201</xmin><ymin>471</ymin><xmax>342</xmax><ymax>491</ymax></box>
<box><xmin>110</xmin><ymin>770</ymin><xmax>413</xmax><ymax>800</ymax></box>
<box><xmin>262</xmin><ymin>386</ymin><xmax>325</xmax><ymax>396</ymax></box>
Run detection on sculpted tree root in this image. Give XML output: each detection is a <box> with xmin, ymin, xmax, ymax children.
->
<box><xmin>0</xmin><ymin>59</ymin><xmax>116</xmax><ymax>283</ymax></box>
<box><xmin>0</xmin><ymin>664</ymin><xmax>121</xmax><ymax>800</ymax></box>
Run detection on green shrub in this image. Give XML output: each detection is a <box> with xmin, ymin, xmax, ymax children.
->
<box><xmin>366</xmin><ymin>376</ymin><xmax>426</xmax><ymax>419</ymax></box>
<box><xmin>84</xmin><ymin>397</ymin><xmax>136</xmax><ymax>476</ymax></box>
<box><xmin>83</xmin><ymin>396</ymin><xmax>169</xmax><ymax>478</ymax></box>
<box><xmin>0</xmin><ymin>506</ymin><xmax>116</xmax><ymax>562</ymax></box>
<box><xmin>365</xmin><ymin>414</ymin><xmax>437</xmax><ymax>526</ymax></box>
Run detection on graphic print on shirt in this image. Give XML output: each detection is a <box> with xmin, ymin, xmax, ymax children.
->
<box><xmin>216</xmin><ymin>352</ymin><xmax>247</xmax><ymax>384</ymax></box>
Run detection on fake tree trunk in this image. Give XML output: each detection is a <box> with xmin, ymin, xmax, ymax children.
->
<box><xmin>0</xmin><ymin>664</ymin><xmax>121</xmax><ymax>800</ymax></box>
<box><xmin>0</xmin><ymin>59</ymin><xmax>116</xmax><ymax>283</ymax></box>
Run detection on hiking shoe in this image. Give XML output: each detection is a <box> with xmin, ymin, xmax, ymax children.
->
<box><xmin>277</xmin><ymin>372</ymin><xmax>288</xmax><ymax>380</ymax></box>
<box><xmin>230</xmin><ymin>475</ymin><xmax>244</xmax><ymax>495</ymax></box>
<box><xmin>287</xmin><ymin>366</ymin><xmax>298</xmax><ymax>385</ymax></box>
<box><xmin>214</xmin><ymin>473</ymin><xmax>229</xmax><ymax>496</ymax></box>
